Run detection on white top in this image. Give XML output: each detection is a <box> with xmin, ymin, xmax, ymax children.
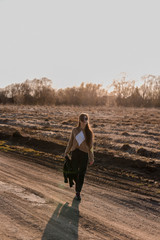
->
<box><xmin>75</xmin><ymin>130</ymin><xmax>85</xmax><ymax>146</ymax></box>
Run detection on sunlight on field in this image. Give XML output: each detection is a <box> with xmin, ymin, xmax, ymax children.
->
<box><xmin>0</xmin><ymin>105</ymin><xmax>159</xmax><ymax>164</ymax></box>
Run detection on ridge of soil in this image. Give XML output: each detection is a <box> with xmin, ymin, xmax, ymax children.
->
<box><xmin>0</xmin><ymin>131</ymin><xmax>160</xmax><ymax>196</ymax></box>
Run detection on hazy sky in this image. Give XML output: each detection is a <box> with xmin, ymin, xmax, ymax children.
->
<box><xmin>0</xmin><ymin>0</ymin><xmax>160</xmax><ymax>90</ymax></box>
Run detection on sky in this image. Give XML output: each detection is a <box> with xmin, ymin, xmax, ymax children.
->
<box><xmin>0</xmin><ymin>0</ymin><xmax>160</xmax><ymax>90</ymax></box>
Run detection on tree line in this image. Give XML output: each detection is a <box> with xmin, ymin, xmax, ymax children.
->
<box><xmin>0</xmin><ymin>75</ymin><xmax>159</xmax><ymax>107</ymax></box>
<box><xmin>112</xmin><ymin>74</ymin><xmax>160</xmax><ymax>107</ymax></box>
<box><xmin>0</xmin><ymin>78</ymin><xmax>107</xmax><ymax>106</ymax></box>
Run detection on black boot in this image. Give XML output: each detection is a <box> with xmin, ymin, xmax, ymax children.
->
<box><xmin>75</xmin><ymin>192</ymin><xmax>81</xmax><ymax>201</ymax></box>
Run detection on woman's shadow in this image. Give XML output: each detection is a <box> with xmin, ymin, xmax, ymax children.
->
<box><xmin>42</xmin><ymin>198</ymin><xmax>80</xmax><ymax>240</ymax></box>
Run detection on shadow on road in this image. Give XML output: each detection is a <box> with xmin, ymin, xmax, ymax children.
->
<box><xmin>42</xmin><ymin>198</ymin><xmax>80</xmax><ymax>240</ymax></box>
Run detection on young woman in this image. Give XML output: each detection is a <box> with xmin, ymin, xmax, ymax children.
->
<box><xmin>64</xmin><ymin>113</ymin><xmax>94</xmax><ymax>201</ymax></box>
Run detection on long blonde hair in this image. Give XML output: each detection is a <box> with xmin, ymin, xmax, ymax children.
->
<box><xmin>78</xmin><ymin>113</ymin><xmax>93</xmax><ymax>148</ymax></box>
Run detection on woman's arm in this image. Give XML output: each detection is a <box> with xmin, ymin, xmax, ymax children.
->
<box><xmin>88</xmin><ymin>136</ymin><xmax>94</xmax><ymax>165</ymax></box>
<box><xmin>64</xmin><ymin>129</ymin><xmax>74</xmax><ymax>156</ymax></box>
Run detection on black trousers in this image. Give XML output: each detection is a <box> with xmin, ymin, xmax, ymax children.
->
<box><xmin>71</xmin><ymin>149</ymin><xmax>88</xmax><ymax>193</ymax></box>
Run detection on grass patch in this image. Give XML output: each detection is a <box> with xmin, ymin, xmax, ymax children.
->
<box><xmin>0</xmin><ymin>140</ymin><xmax>12</xmax><ymax>152</ymax></box>
<box><xmin>0</xmin><ymin>140</ymin><xmax>64</xmax><ymax>164</ymax></box>
<box><xmin>0</xmin><ymin>140</ymin><xmax>46</xmax><ymax>157</ymax></box>
<box><xmin>0</xmin><ymin>140</ymin><xmax>6</xmax><ymax>146</ymax></box>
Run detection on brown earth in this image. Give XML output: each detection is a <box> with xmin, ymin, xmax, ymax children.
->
<box><xmin>0</xmin><ymin>105</ymin><xmax>160</xmax><ymax>239</ymax></box>
<box><xmin>0</xmin><ymin>105</ymin><xmax>160</xmax><ymax>181</ymax></box>
<box><xmin>0</xmin><ymin>151</ymin><xmax>160</xmax><ymax>240</ymax></box>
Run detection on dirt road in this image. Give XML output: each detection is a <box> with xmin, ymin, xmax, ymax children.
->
<box><xmin>0</xmin><ymin>152</ymin><xmax>160</xmax><ymax>240</ymax></box>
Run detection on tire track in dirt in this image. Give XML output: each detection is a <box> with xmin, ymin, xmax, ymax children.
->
<box><xmin>0</xmin><ymin>152</ymin><xmax>160</xmax><ymax>240</ymax></box>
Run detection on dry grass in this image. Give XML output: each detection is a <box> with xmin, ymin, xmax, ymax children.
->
<box><xmin>0</xmin><ymin>104</ymin><xmax>160</xmax><ymax>164</ymax></box>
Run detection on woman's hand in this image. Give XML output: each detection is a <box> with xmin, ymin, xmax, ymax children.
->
<box><xmin>89</xmin><ymin>161</ymin><xmax>94</xmax><ymax>166</ymax></box>
<box><xmin>64</xmin><ymin>152</ymin><xmax>67</xmax><ymax>157</ymax></box>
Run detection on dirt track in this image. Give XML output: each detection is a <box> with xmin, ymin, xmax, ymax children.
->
<box><xmin>0</xmin><ymin>152</ymin><xmax>160</xmax><ymax>240</ymax></box>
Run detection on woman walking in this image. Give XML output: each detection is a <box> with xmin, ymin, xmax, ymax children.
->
<box><xmin>64</xmin><ymin>113</ymin><xmax>94</xmax><ymax>201</ymax></box>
